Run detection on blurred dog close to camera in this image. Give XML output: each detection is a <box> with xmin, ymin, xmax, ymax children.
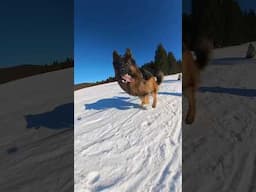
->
<box><xmin>183</xmin><ymin>39</ymin><xmax>212</xmax><ymax>124</ymax></box>
<box><xmin>113</xmin><ymin>49</ymin><xmax>164</xmax><ymax>108</ymax></box>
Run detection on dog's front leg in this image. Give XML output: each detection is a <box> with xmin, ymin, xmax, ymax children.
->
<box><xmin>185</xmin><ymin>86</ymin><xmax>196</xmax><ymax>124</ymax></box>
<box><xmin>152</xmin><ymin>92</ymin><xmax>157</xmax><ymax>108</ymax></box>
<box><xmin>144</xmin><ymin>95</ymin><xmax>149</xmax><ymax>105</ymax></box>
<box><xmin>139</xmin><ymin>96</ymin><xmax>146</xmax><ymax>106</ymax></box>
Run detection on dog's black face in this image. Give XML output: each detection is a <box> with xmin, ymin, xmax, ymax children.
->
<box><xmin>113</xmin><ymin>57</ymin><xmax>130</xmax><ymax>77</ymax></box>
<box><xmin>113</xmin><ymin>49</ymin><xmax>136</xmax><ymax>83</ymax></box>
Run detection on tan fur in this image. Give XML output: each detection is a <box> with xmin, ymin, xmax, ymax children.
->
<box><xmin>113</xmin><ymin>50</ymin><xmax>162</xmax><ymax>108</ymax></box>
<box><xmin>182</xmin><ymin>50</ymin><xmax>200</xmax><ymax>124</ymax></box>
<box><xmin>122</xmin><ymin>64</ymin><xmax>159</xmax><ymax>108</ymax></box>
<box><xmin>183</xmin><ymin>39</ymin><xmax>211</xmax><ymax>124</ymax></box>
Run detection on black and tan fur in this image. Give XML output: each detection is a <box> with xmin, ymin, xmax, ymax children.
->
<box><xmin>183</xmin><ymin>39</ymin><xmax>212</xmax><ymax>124</ymax></box>
<box><xmin>113</xmin><ymin>49</ymin><xmax>163</xmax><ymax>108</ymax></box>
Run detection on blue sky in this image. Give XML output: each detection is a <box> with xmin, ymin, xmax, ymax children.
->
<box><xmin>75</xmin><ymin>0</ymin><xmax>182</xmax><ymax>84</ymax></box>
<box><xmin>0</xmin><ymin>0</ymin><xmax>73</xmax><ymax>67</ymax></box>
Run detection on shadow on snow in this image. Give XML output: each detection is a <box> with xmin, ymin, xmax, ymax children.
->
<box><xmin>199</xmin><ymin>86</ymin><xmax>256</xmax><ymax>97</ymax></box>
<box><xmin>25</xmin><ymin>103</ymin><xmax>74</xmax><ymax>130</ymax></box>
<box><xmin>85</xmin><ymin>96</ymin><xmax>141</xmax><ymax>110</ymax></box>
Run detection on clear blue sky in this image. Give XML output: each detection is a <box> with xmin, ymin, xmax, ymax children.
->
<box><xmin>75</xmin><ymin>0</ymin><xmax>182</xmax><ymax>84</ymax></box>
<box><xmin>0</xmin><ymin>0</ymin><xmax>73</xmax><ymax>67</ymax></box>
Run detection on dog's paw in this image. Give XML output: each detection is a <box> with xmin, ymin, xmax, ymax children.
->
<box><xmin>185</xmin><ymin>115</ymin><xmax>194</xmax><ymax>124</ymax></box>
<box><xmin>139</xmin><ymin>104</ymin><xmax>148</xmax><ymax>110</ymax></box>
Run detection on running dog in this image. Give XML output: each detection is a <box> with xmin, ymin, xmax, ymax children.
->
<box><xmin>183</xmin><ymin>39</ymin><xmax>212</xmax><ymax>124</ymax></box>
<box><xmin>113</xmin><ymin>49</ymin><xmax>163</xmax><ymax>108</ymax></box>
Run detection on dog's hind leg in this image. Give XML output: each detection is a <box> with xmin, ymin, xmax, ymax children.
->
<box><xmin>185</xmin><ymin>86</ymin><xmax>196</xmax><ymax>124</ymax></box>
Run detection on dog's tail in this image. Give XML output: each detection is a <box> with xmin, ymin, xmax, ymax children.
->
<box><xmin>155</xmin><ymin>70</ymin><xmax>164</xmax><ymax>85</ymax></box>
<box><xmin>194</xmin><ymin>38</ymin><xmax>212</xmax><ymax>70</ymax></box>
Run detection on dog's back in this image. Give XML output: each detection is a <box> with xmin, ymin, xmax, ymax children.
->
<box><xmin>183</xmin><ymin>39</ymin><xmax>211</xmax><ymax>83</ymax></box>
<box><xmin>194</xmin><ymin>39</ymin><xmax>212</xmax><ymax>70</ymax></box>
<box><xmin>140</xmin><ymin>68</ymin><xmax>164</xmax><ymax>85</ymax></box>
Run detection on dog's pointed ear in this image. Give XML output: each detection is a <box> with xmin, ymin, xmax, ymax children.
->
<box><xmin>113</xmin><ymin>50</ymin><xmax>119</xmax><ymax>61</ymax></box>
<box><xmin>125</xmin><ymin>48</ymin><xmax>132</xmax><ymax>58</ymax></box>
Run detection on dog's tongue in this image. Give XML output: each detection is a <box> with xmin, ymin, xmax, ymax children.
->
<box><xmin>121</xmin><ymin>74</ymin><xmax>134</xmax><ymax>83</ymax></box>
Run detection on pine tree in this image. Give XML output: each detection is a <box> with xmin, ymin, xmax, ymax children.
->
<box><xmin>154</xmin><ymin>44</ymin><xmax>168</xmax><ymax>75</ymax></box>
<box><xmin>167</xmin><ymin>52</ymin><xmax>176</xmax><ymax>74</ymax></box>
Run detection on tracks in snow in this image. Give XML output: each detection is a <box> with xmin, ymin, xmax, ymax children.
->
<box><xmin>75</xmin><ymin>75</ymin><xmax>182</xmax><ymax>192</ymax></box>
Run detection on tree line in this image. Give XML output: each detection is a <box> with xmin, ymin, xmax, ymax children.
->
<box><xmin>142</xmin><ymin>44</ymin><xmax>181</xmax><ymax>76</ymax></box>
<box><xmin>0</xmin><ymin>58</ymin><xmax>74</xmax><ymax>84</ymax></box>
<box><xmin>183</xmin><ymin>0</ymin><xmax>256</xmax><ymax>48</ymax></box>
<box><xmin>44</xmin><ymin>57</ymin><xmax>74</xmax><ymax>72</ymax></box>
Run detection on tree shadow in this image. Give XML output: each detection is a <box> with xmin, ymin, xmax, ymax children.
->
<box><xmin>25</xmin><ymin>103</ymin><xmax>74</xmax><ymax>130</ymax></box>
<box><xmin>164</xmin><ymin>79</ymin><xmax>180</xmax><ymax>83</ymax></box>
<box><xmin>119</xmin><ymin>91</ymin><xmax>128</xmax><ymax>94</ymax></box>
<box><xmin>6</xmin><ymin>146</ymin><xmax>19</xmax><ymax>154</ymax></box>
<box><xmin>210</xmin><ymin>57</ymin><xmax>256</xmax><ymax>65</ymax></box>
<box><xmin>158</xmin><ymin>92</ymin><xmax>182</xmax><ymax>97</ymax></box>
<box><xmin>199</xmin><ymin>86</ymin><xmax>256</xmax><ymax>97</ymax></box>
<box><xmin>85</xmin><ymin>96</ymin><xmax>141</xmax><ymax>110</ymax></box>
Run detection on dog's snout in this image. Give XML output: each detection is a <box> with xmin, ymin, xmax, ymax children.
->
<box><xmin>119</xmin><ymin>62</ymin><xmax>130</xmax><ymax>75</ymax></box>
<box><xmin>120</xmin><ymin>67</ymin><xmax>126</xmax><ymax>74</ymax></box>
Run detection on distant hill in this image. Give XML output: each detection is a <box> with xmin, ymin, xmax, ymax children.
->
<box><xmin>0</xmin><ymin>59</ymin><xmax>73</xmax><ymax>84</ymax></box>
<box><xmin>74</xmin><ymin>82</ymin><xmax>98</xmax><ymax>90</ymax></box>
<box><xmin>74</xmin><ymin>77</ymin><xmax>116</xmax><ymax>91</ymax></box>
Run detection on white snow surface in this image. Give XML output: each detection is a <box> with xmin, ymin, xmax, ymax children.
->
<box><xmin>75</xmin><ymin>75</ymin><xmax>182</xmax><ymax>192</ymax></box>
<box><xmin>0</xmin><ymin>68</ymin><xmax>73</xmax><ymax>192</ymax></box>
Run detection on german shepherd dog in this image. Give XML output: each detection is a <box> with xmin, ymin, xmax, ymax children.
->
<box><xmin>183</xmin><ymin>39</ymin><xmax>212</xmax><ymax>124</ymax></box>
<box><xmin>113</xmin><ymin>49</ymin><xmax>164</xmax><ymax>108</ymax></box>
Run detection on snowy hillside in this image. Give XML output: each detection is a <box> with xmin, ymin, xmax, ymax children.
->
<box><xmin>0</xmin><ymin>68</ymin><xmax>74</xmax><ymax>192</ymax></box>
<box><xmin>183</xmin><ymin>42</ymin><xmax>256</xmax><ymax>192</ymax></box>
<box><xmin>75</xmin><ymin>75</ymin><xmax>182</xmax><ymax>192</ymax></box>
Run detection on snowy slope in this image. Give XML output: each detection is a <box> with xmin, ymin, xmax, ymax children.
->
<box><xmin>0</xmin><ymin>68</ymin><xmax>73</xmax><ymax>192</ymax></box>
<box><xmin>183</xmin><ymin>42</ymin><xmax>256</xmax><ymax>192</ymax></box>
<box><xmin>75</xmin><ymin>75</ymin><xmax>182</xmax><ymax>192</ymax></box>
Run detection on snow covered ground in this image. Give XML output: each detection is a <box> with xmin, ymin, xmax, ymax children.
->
<box><xmin>75</xmin><ymin>74</ymin><xmax>182</xmax><ymax>192</ymax></box>
<box><xmin>0</xmin><ymin>68</ymin><xmax>74</xmax><ymax>192</ymax></box>
<box><xmin>183</xmin><ymin>42</ymin><xmax>256</xmax><ymax>192</ymax></box>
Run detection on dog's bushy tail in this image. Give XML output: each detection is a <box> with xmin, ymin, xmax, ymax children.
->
<box><xmin>155</xmin><ymin>70</ymin><xmax>164</xmax><ymax>85</ymax></box>
<box><xmin>194</xmin><ymin>38</ymin><xmax>212</xmax><ymax>70</ymax></box>
<box><xmin>140</xmin><ymin>66</ymin><xmax>163</xmax><ymax>85</ymax></box>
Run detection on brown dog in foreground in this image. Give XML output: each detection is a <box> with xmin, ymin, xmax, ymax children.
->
<box><xmin>183</xmin><ymin>40</ymin><xmax>212</xmax><ymax>124</ymax></box>
<box><xmin>113</xmin><ymin>49</ymin><xmax>163</xmax><ymax>108</ymax></box>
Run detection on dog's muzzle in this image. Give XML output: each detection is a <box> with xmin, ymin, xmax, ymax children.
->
<box><xmin>119</xmin><ymin>62</ymin><xmax>130</xmax><ymax>75</ymax></box>
<box><xmin>121</xmin><ymin>73</ymin><xmax>134</xmax><ymax>83</ymax></box>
